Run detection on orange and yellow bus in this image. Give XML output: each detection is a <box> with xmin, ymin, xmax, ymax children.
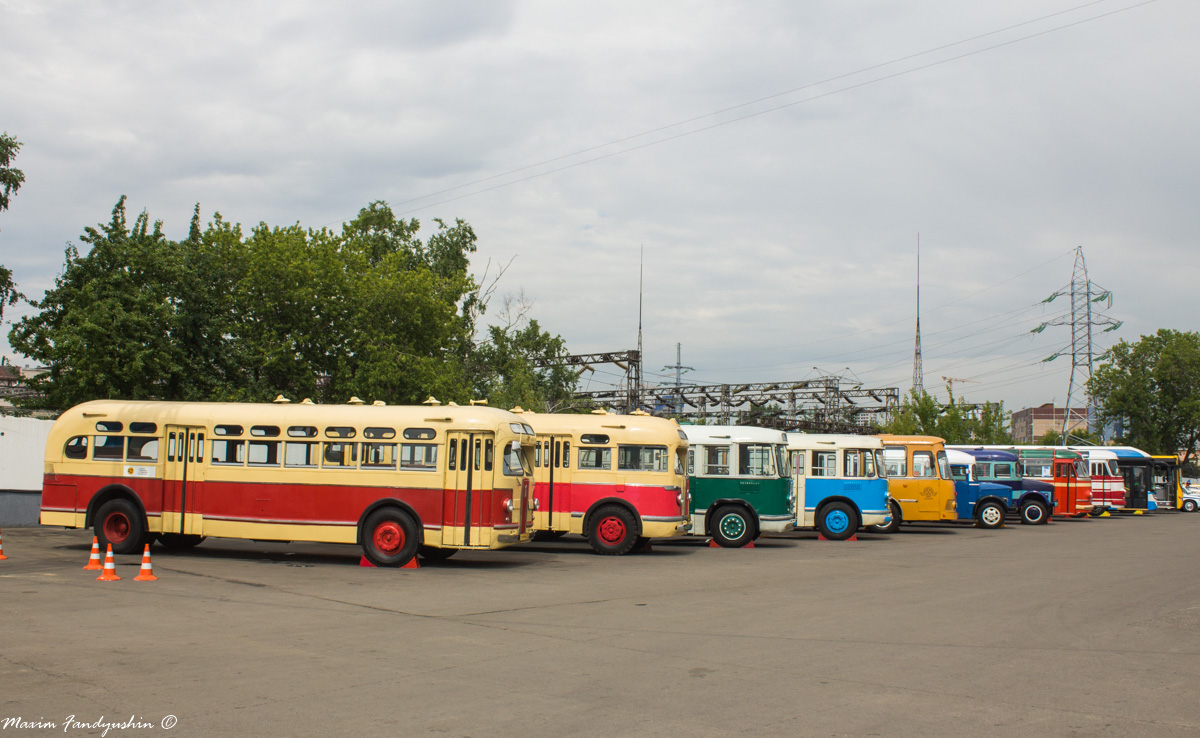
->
<box><xmin>870</xmin><ymin>434</ymin><xmax>958</xmax><ymax>532</ymax></box>
<box><xmin>40</xmin><ymin>399</ymin><xmax>537</xmax><ymax>567</ymax></box>
<box><xmin>518</xmin><ymin>410</ymin><xmax>690</xmax><ymax>555</ymax></box>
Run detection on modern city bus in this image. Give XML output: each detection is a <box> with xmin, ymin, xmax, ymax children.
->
<box><xmin>785</xmin><ymin>432</ymin><xmax>890</xmax><ymax>539</ymax></box>
<box><xmin>1150</xmin><ymin>454</ymin><xmax>1184</xmax><ymax>510</ymax></box>
<box><xmin>1106</xmin><ymin>447</ymin><xmax>1155</xmax><ymax>510</ymax></box>
<box><xmin>945</xmin><ymin>449</ymin><xmax>1018</xmax><ymax>529</ymax></box>
<box><xmin>1071</xmin><ymin>447</ymin><xmax>1128</xmax><ymax>512</ymax></box>
<box><xmin>948</xmin><ymin>447</ymin><xmax>1055</xmax><ymax>524</ymax></box>
<box><xmin>1015</xmin><ymin>448</ymin><xmax>1094</xmax><ymax>517</ymax></box>
<box><xmin>869</xmin><ymin>435</ymin><xmax>957</xmax><ymax>532</ymax></box>
<box><xmin>520</xmin><ymin>410</ymin><xmax>690</xmax><ymax>555</ymax></box>
<box><xmin>683</xmin><ymin>425</ymin><xmax>792</xmax><ymax>547</ymax></box>
<box><xmin>40</xmin><ymin>399</ymin><xmax>537</xmax><ymax>567</ymax></box>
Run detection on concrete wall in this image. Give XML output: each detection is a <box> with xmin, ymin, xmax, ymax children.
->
<box><xmin>1</xmin><ymin>416</ymin><xmax>54</xmax><ymax>526</ymax></box>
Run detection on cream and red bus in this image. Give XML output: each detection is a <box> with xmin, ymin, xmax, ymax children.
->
<box><xmin>40</xmin><ymin>399</ymin><xmax>537</xmax><ymax>567</ymax></box>
<box><xmin>518</xmin><ymin>410</ymin><xmax>690</xmax><ymax>555</ymax></box>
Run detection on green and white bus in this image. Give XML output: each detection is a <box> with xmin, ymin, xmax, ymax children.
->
<box><xmin>682</xmin><ymin>426</ymin><xmax>793</xmax><ymax>547</ymax></box>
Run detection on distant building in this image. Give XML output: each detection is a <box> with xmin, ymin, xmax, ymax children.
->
<box><xmin>0</xmin><ymin>361</ymin><xmax>46</xmax><ymax>405</ymax></box>
<box><xmin>1011</xmin><ymin>403</ymin><xmax>1088</xmax><ymax>443</ymax></box>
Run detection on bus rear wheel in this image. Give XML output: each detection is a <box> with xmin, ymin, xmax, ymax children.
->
<box><xmin>362</xmin><ymin>508</ymin><xmax>420</xmax><ymax>567</ymax></box>
<box><xmin>1183</xmin><ymin>499</ymin><xmax>1198</xmax><ymax>512</ymax></box>
<box><xmin>976</xmin><ymin>501</ymin><xmax>1005</xmax><ymax>529</ymax></box>
<box><xmin>710</xmin><ymin>505</ymin><xmax>754</xmax><ymax>548</ymax></box>
<box><xmin>867</xmin><ymin>501</ymin><xmax>901</xmax><ymax>534</ymax></box>
<box><xmin>587</xmin><ymin>505</ymin><xmax>639</xmax><ymax>555</ymax></box>
<box><xmin>1020</xmin><ymin>500</ymin><xmax>1049</xmax><ymax>525</ymax></box>
<box><xmin>94</xmin><ymin>498</ymin><xmax>147</xmax><ymax>555</ymax></box>
<box><xmin>816</xmin><ymin>501</ymin><xmax>857</xmax><ymax>541</ymax></box>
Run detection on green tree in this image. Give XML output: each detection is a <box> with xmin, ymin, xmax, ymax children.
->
<box><xmin>10</xmin><ymin>197</ymin><xmax>571</xmax><ymax>410</ymax></box>
<box><xmin>882</xmin><ymin>388</ymin><xmax>1013</xmax><ymax>444</ymax></box>
<box><xmin>0</xmin><ymin>132</ymin><xmax>25</xmax><ymax>320</ymax></box>
<box><xmin>9</xmin><ymin>197</ymin><xmax>192</xmax><ymax>407</ymax></box>
<box><xmin>1088</xmin><ymin>329</ymin><xmax>1200</xmax><ymax>464</ymax></box>
<box><xmin>881</xmin><ymin>390</ymin><xmax>943</xmax><ymax>436</ymax></box>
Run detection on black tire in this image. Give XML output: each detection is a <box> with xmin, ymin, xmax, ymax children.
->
<box><xmin>1183</xmin><ymin>500</ymin><xmax>1198</xmax><ymax>513</ymax></box>
<box><xmin>1020</xmin><ymin>499</ymin><xmax>1049</xmax><ymax>525</ymax></box>
<box><xmin>94</xmin><ymin>498</ymin><xmax>147</xmax><ymax>555</ymax></box>
<box><xmin>867</xmin><ymin>500</ymin><xmax>902</xmax><ymax>534</ymax></box>
<box><xmin>816</xmin><ymin>501</ymin><xmax>858</xmax><ymax>541</ymax></box>
<box><xmin>157</xmin><ymin>533</ymin><xmax>206</xmax><ymax>550</ymax></box>
<box><xmin>362</xmin><ymin>507</ymin><xmax>420</xmax><ymax>567</ymax></box>
<box><xmin>586</xmin><ymin>505</ymin><xmax>639</xmax><ymax>555</ymax></box>
<box><xmin>709</xmin><ymin>505</ymin><xmax>755</xmax><ymax>548</ymax></box>
<box><xmin>976</xmin><ymin>501</ymin><xmax>1005</xmax><ymax>530</ymax></box>
<box><xmin>417</xmin><ymin>545</ymin><xmax>458</xmax><ymax>562</ymax></box>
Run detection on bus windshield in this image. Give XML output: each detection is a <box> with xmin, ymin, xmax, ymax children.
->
<box><xmin>503</xmin><ymin>443</ymin><xmax>531</xmax><ymax>476</ymax></box>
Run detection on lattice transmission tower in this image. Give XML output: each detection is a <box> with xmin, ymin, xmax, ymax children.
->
<box><xmin>912</xmin><ymin>236</ymin><xmax>924</xmax><ymax>395</ymax></box>
<box><xmin>1034</xmin><ymin>246</ymin><xmax>1122</xmax><ymax>439</ymax></box>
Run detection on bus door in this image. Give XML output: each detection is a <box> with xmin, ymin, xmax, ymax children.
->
<box><xmin>791</xmin><ymin>450</ymin><xmax>808</xmax><ymax>522</ymax></box>
<box><xmin>444</xmin><ymin>431</ymin><xmax>492</xmax><ymax>547</ymax></box>
<box><xmin>536</xmin><ymin>434</ymin><xmax>572</xmax><ymax>530</ymax></box>
<box><xmin>164</xmin><ymin>426</ymin><xmax>206</xmax><ymax>536</ymax></box>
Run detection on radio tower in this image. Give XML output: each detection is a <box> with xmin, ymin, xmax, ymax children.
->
<box><xmin>1034</xmin><ymin>246</ymin><xmax>1121</xmax><ymax>439</ymax></box>
<box><xmin>912</xmin><ymin>236</ymin><xmax>924</xmax><ymax>395</ymax></box>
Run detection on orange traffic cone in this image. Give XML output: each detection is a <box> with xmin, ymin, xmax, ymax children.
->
<box><xmin>83</xmin><ymin>537</ymin><xmax>102</xmax><ymax>570</ymax></box>
<box><xmin>133</xmin><ymin>544</ymin><xmax>158</xmax><ymax>581</ymax></box>
<box><xmin>0</xmin><ymin>529</ymin><xmax>7</xmax><ymax>560</ymax></box>
<box><xmin>97</xmin><ymin>544</ymin><xmax>121</xmax><ymax>582</ymax></box>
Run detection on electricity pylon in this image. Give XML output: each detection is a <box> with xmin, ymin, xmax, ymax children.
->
<box><xmin>1033</xmin><ymin>246</ymin><xmax>1122</xmax><ymax>439</ymax></box>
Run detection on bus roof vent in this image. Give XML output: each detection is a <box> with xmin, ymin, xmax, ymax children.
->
<box><xmin>470</xmin><ymin>399</ymin><xmax>489</xmax><ymax>406</ymax></box>
<box><xmin>372</xmin><ymin>400</ymin><xmax>386</xmax><ymax>406</ymax></box>
<box><xmin>591</xmin><ymin>409</ymin><xmax>609</xmax><ymax>415</ymax></box>
<box><xmin>348</xmin><ymin>396</ymin><xmax>365</xmax><ymax>405</ymax></box>
<box><xmin>510</xmin><ymin>406</ymin><xmax>525</xmax><ymax>414</ymax></box>
<box><xmin>630</xmin><ymin>409</ymin><xmax>650</xmax><ymax>416</ymax></box>
<box><xmin>273</xmin><ymin>395</ymin><xmax>291</xmax><ymax>404</ymax></box>
<box><xmin>300</xmin><ymin>398</ymin><xmax>315</xmax><ymax>405</ymax></box>
<box><xmin>422</xmin><ymin>396</ymin><xmax>442</xmax><ymax>406</ymax></box>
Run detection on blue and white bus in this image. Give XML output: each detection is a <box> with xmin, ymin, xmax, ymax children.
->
<box><xmin>786</xmin><ymin>433</ymin><xmax>891</xmax><ymax>540</ymax></box>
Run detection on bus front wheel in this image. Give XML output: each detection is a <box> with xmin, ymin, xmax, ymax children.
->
<box><xmin>1020</xmin><ymin>500</ymin><xmax>1049</xmax><ymax>525</ymax></box>
<box><xmin>976</xmin><ymin>501</ymin><xmax>1005</xmax><ymax>529</ymax></box>
<box><xmin>867</xmin><ymin>501</ymin><xmax>901</xmax><ymax>534</ymax></box>
<box><xmin>587</xmin><ymin>505</ymin><xmax>639</xmax><ymax>555</ymax></box>
<box><xmin>94</xmin><ymin>498</ymin><xmax>147</xmax><ymax>555</ymax></box>
<box><xmin>710</xmin><ymin>506</ymin><xmax>755</xmax><ymax>548</ymax></box>
<box><xmin>362</xmin><ymin>508</ymin><xmax>420</xmax><ymax>567</ymax></box>
<box><xmin>816</xmin><ymin>502</ymin><xmax>857</xmax><ymax>541</ymax></box>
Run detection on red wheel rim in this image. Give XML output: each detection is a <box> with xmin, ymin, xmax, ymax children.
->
<box><xmin>372</xmin><ymin>521</ymin><xmax>405</xmax><ymax>554</ymax></box>
<box><xmin>597</xmin><ymin>516</ymin><xmax>626</xmax><ymax>544</ymax></box>
<box><xmin>103</xmin><ymin>513</ymin><xmax>131</xmax><ymax>543</ymax></box>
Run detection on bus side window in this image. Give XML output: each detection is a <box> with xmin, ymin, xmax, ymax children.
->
<box><xmin>284</xmin><ymin>442</ymin><xmax>318</xmax><ymax>468</ymax></box>
<box><xmin>705</xmin><ymin>446</ymin><xmax>730</xmax><ymax>475</ymax></box>
<box><xmin>687</xmin><ymin>448</ymin><xmax>694</xmax><ymax>475</ymax></box>
<box><xmin>912</xmin><ymin>451</ymin><xmax>937</xmax><ymax>478</ymax></box>
<box><xmin>167</xmin><ymin>433</ymin><xmax>176</xmax><ymax>462</ymax></box>
<box><xmin>484</xmin><ymin>439</ymin><xmax>493</xmax><ymax>472</ymax></box>
<box><xmin>533</xmin><ymin>443</ymin><xmax>541</xmax><ymax>468</ymax></box>
<box><xmin>793</xmin><ymin>451</ymin><xmax>805</xmax><ymax>477</ymax></box>
<box><xmin>812</xmin><ymin>451</ymin><xmax>836</xmax><ymax>477</ymax></box>
<box><xmin>322</xmin><ymin>442</ymin><xmax>356</xmax><ymax>468</ymax></box>
<box><xmin>94</xmin><ymin>435</ymin><xmax>124</xmax><ymax>461</ymax></box>
<box><xmin>562</xmin><ymin>441</ymin><xmax>570</xmax><ymax>468</ymax></box>
<box><xmin>844</xmin><ymin>450</ymin><xmax>862</xmax><ymax>478</ymax></box>
<box><xmin>211</xmin><ymin>439</ymin><xmax>245</xmax><ymax>465</ymax></box>
<box><xmin>250</xmin><ymin>440</ymin><xmax>281</xmax><ymax>467</ymax></box>
<box><xmin>64</xmin><ymin>436</ymin><xmax>89</xmax><ymax>460</ymax></box>
<box><xmin>448</xmin><ymin>440</ymin><xmax>457</xmax><ymax>471</ymax></box>
<box><xmin>127</xmin><ymin>436</ymin><xmax>159</xmax><ymax>462</ymax></box>
<box><xmin>196</xmin><ymin>434</ymin><xmax>204</xmax><ymax>463</ymax></box>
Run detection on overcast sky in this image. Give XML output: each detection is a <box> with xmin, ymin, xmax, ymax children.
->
<box><xmin>1</xmin><ymin>0</ymin><xmax>1194</xmax><ymax>412</ymax></box>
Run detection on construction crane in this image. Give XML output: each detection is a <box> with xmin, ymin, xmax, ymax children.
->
<box><xmin>941</xmin><ymin>376</ymin><xmax>977</xmax><ymax>396</ymax></box>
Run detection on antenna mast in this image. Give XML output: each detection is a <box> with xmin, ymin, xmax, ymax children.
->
<box><xmin>912</xmin><ymin>235</ymin><xmax>924</xmax><ymax>395</ymax></box>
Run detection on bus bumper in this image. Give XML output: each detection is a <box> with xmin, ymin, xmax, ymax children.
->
<box><xmin>860</xmin><ymin>510</ymin><xmax>890</xmax><ymax>527</ymax></box>
<box><xmin>758</xmin><ymin>516</ymin><xmax>794</xmax><ymax>535</ymax></box>
<box><xmin>642</xmin><ymin>516</ymin><xmax>690</xmax><ymax>538</ymax></box>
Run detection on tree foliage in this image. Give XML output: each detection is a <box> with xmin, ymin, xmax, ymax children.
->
<box><xmin>881</xmin><ymin>388</ymin><xmax>1012</xmax><ymax>444</ymax></box>
<box><xmin>10</xmin><ymin>198</ymin><xmax>577</xmax><ymax>411</ymax></box>
<box><xmin>1088</xmin><ymin>329</ymin><xmax>1200</xmax><ymax>463</ymax></box>
<box><xmin>0</xmin><ymin>131</ymin><xmax>25</xmax><ymax>320</ymax></box>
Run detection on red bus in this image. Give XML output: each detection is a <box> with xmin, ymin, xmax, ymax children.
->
<box><xmin>518</xmin><ymin>410</ymin><xmax>690</xmax><ymax>555</ymax></box>
<box><xmin>40</xmin><ymin>400</ymin><xmax>537</xmax><ymax>567</ymax></box>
